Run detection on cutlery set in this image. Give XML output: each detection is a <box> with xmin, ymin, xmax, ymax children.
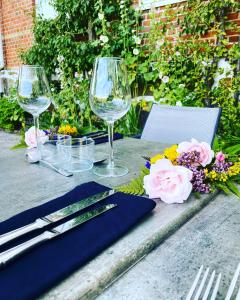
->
<box><xmin>0</xmin><ymin>190</ymin><xmax>117</xmax><ymax>267</ymax></box>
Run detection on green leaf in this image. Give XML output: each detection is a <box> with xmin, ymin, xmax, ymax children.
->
<box><xmin>117</xmin><ymin>167</ymin><xmax>149</xmax><ymax>196</ymax></box>
<box><xmin>215</xmin><ymin>182</ymin><xmax>231</xmax><ymax>195</ymax></box>
<box><xmin>224</xmin><ymin>144</ymin><xmax>240</xmax><ymax>155</ymax></box>
<box><xmin>10</xmin><ymin>142</ymin><xmax>27</xmax><ymax>150</ymax></box>
<box><xmin>226</xmin><ymin>180</ymin><xmax>240</xmax><ymax>198</ymax></box>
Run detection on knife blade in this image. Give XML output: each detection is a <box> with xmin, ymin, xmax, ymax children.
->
<box><xmin>0</xmin><ymin>204</ymin><xmax>117</xmax><ymax>267</ymax></box>
<box><xmin>0</xmin><ymin>189</ymin><xmax>115</xmax><ymax>246</ymax></box>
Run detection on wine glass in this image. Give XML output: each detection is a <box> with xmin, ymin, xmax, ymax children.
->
<box><xmin>89</xmin><ymin>57</ymin><xmax>131</xmax><ymax>177</ymax></box>
<box><xmin>17</xmin><ymin>65</ymin><xmax>51</xmax><ymax>161</ymax></box>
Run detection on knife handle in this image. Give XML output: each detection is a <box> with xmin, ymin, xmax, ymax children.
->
<box><xmin>0</xmin><ymin>218</ymin><xmax>49</xmax><ymax>246</ymax></box>
<box><xmin>0</xmin><ymin>231</ymin><xmax>56</xmax><ymax>268</ymax></box>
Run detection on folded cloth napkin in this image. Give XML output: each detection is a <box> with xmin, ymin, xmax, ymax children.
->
<box><xmin>83</xmin><ymin>131</ymin><xmax>123</xmax><ymax>145</ymax></box>
<box><xmin>0</xmin><ymin>182</ymin><xmax>155</xmax><ymax>300</ymax></box>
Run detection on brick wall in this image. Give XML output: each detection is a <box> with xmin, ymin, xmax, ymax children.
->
<box><xmin>139</xmin><ymin>1</ymin><xmax>240</xmax><ymax>45</ymax></box>
<box><xmin>0</xmin><ymin>0</ymin><xmax>35</xmax><ymax>68</ymax></box>
<box><xmin>0</xmin><ymin>0</ymin><xmax>239</xmax><ymax>68</ymax></box>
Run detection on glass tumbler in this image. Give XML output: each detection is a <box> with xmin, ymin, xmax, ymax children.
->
<box><xmin>57</xmin><ymin>137</ymin><xmax>94</xmax><ymax>173</ymax></box>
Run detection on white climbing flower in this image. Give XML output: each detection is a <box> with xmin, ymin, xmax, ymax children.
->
<box><xmin>100</xmin><ymin>35</ymin><xmax>109</xmax><ymax>44</ymax></box>
<box><xmin>133</xmin><ymin>35</ymin><xmax>141</xmax><ymax>45</ymax></box>
<box><xmin>176</xmin><ymin>101</ymin><xmax>182</xmax><ymax>106</ymax></box>
<box><xmin>156</xmin><ymin>39</ymin><xmax>164</xmax><ymax>49</ymax></box>
<box><xmin>202</xmin><ymin>61</ymin><xmax>208</xmax><ymax>67</ymax></box>
<box><xmin>57</xmin><ymin>55</ymin><xmax>64</xmax><ymax>63</ymax></box>
<box><xmin>159</xmin><ymin>72</ymin><xmax>164</xmax><ymax>79</ymax></box>
<box><xmin>133</xmin><ymin>48</ymin><xmax>139</xmax><ymax>55</ymax></box>
<box><xmin>162</xmin><ymin>76</ymin><xmax>170</xmax><ymax>83</ymax></box>
<box><xmin>98</xmin><ymin>13</ymin><xmax>104</xmax><ymax>20</ymax></box>
<box><xmin>55</xmin><ymin>68</ymin><xmax>61</xmax><ymax>74</ymax></box>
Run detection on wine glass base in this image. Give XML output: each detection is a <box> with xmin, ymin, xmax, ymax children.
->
<box><xmin>93</xmin><ymin>164</ymin><xmax>128</xmax><ymax>178</ymax></box>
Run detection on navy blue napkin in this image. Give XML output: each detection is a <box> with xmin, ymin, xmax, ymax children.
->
<box><xmin>84</xmin><ymin>131</ymin><xmax>123</xmax><ymax>144</ymax></box>
<box><xmin>0</xmin><ymin>182</ymin><xmax>156</xmax><ymax>300</ymax></box>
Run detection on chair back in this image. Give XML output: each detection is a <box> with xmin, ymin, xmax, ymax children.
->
<box><xmin>141</xmin><ymin>104</ymin><xmax>221</xmax><ymax>145</ymax></box>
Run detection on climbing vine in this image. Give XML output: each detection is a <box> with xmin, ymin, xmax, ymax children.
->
<box><xmin>4</xmin><ymin>0</ymin><xmax>238</xmax><ymax>141</ymax></box>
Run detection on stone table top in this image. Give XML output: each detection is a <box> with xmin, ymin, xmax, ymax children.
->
<box><xmin>0</xmin><ymin>131</ymin><xmax>224</xmax><ymax>300</ymax></box>
<box><xmin>98</xmin><ymin>192</ymin><xmax>240</xmax><ymax>300</ymax></box>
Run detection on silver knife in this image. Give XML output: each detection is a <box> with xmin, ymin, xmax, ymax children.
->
<box><xmin>40</xmin><ymin>160</ymin><xmax>73</xmax><ymax>177</ymax></box>
<box><xmin>0</xmin><ymin>190</ymin><xmax>115</xmax><ymax>246</ymax></box>
<box><xmin>0</xmin><ymin>204</ymin><xmax>117</xmax><ymax>267</ymax></box>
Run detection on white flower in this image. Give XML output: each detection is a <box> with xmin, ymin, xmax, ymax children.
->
<box><xmin>133</xmin><ymin>35</ymin><xmax>141</xmax><ymax>45</ymax></box>
<box><xmin>133</xmin><ymin>48</ymin><xmax>139</xmax><ymax>55</ymax></box>
<box><xmin>176</xmin><ymin>101</ymin><xmax>182</xmax><ymax>106</ymax></box>
<box><xmin>51</xmin><ymin>88</ymin><xmax>55</xmax><ymax>92</ymax></box>
<box><xmin>156</xmin><ymin>39</ymin><xmax>164</xmax><ymax>49</ymax></box>
<box><xmin>100</xmin><ymin>35</ymin><xmax>109</xmax><ymax>44</ymax></box>
<box><xmin>175</xmin><ymin>51</ymin><xmax>181</xmax><ymax>56</ymax></box>
<box><xmin>74</xmin><ymin>72</ymin><xmax>83</xmax><ymax>81</ymax></box>
<box><xmin>98</xmin><ymin>13</ymin><xmax>104</xmax><ymax>20</ymax></box>
<box><xmin>158</xmin><ymin>72</ymin><xmax>164</xmax><ymax>79</ymax></box>
<box><xmin>57</xmin><ymin>55</ymin><xmax>64</xmax><ymax>63</ymax></box>
<box><xmin>201</xmin><ymin>61</ymin><xmax>208</xmax><ymax>67</ymax></box>
<box><xmin>79</xmin><ymin>103</ymin><xmax>86</xmax><ymax>110</ymax></box>
<box><xmin>55</xmin><ymin>68</ymin><xmax>61</xmax><ymax>75</ymax></box>
<box><xmin>162</xmin><ymin>76</ymin><xmax>170</xmax><ymax>83</ymax></box>
<box><xmin>179</xmin><ymin>84</ymin><xmax>185</xmax><ymax>88</ymax></box>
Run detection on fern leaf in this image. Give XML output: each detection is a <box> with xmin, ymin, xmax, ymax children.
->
<box><xmin>117</xmin><ymin>167</ymin><xmax>149</xmax><ymax>196</ymax></box>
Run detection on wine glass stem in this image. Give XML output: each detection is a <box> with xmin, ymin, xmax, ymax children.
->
<box><xmin>33</xmin><ymin>115</ymin><xmax>40</xmax><ymax>154</ymax></box>
<box><xmin>107</xmin><ymin>121</ymin><xmax>114</xmax><ymax>169</ymax></box>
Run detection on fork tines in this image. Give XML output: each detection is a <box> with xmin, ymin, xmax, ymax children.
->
<box><xmin>225</xmin><ymin>262</ymin><xmax>240</xmax><ymax>300</ymax></box>
<box><xmin>186</xmin><ymin>265</ymin><xmax>221</xmax><ymax>300</ymax></box>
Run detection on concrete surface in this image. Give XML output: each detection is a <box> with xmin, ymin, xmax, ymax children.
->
<box><xmin>0</xmin><ymin>131</ymin><xmax>223</xmax><ymax>300</ymax></box>
<box><xmin>98</xmin><ymin>192</ymin><xmax>240</xmax><ymax>300</ymax></box>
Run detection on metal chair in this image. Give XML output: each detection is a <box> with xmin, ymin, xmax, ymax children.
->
<box><xmin>141</xmin><ymin>104</ymin><xmax>221</xmax><ymax>146</ymax></box>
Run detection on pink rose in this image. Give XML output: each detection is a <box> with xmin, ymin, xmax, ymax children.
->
<box><xmin>177</xmin><ymin>138</ymin><xmax>214</xmax><ymax>167</ymax></box>
<box><xmin>216</xmin><ymin>151</ymin><xmax>225</xmax><ymax>162</ymax></box>
<box><xmin>143</xmin><ymin>158</ymin><xmax>193</xmax><ymax>204</ymax></box>
<box><xmin>25</xmin><ymin>126</ymin><xmax>49</xmax><ymax>149</ymax></box>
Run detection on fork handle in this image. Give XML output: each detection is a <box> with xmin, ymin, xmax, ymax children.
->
<box><xmin>0</xmin><ymin>218</ymin><xmax>48</xmax><ymax>246</ymax></box>
<box><xmin>0</xmin><ymin>231</ymin><xmax>55</xmax><ymax>268</ymax></box>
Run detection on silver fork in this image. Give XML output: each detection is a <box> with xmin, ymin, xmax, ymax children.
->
<box><xmin>186</xmin><ymin>265</ymin><xmax>222</xmax><ymax>300</ymax></box>
<box><xmin>225</xmin><ymin>262</ymin><xmax>240</xmax><ymax>300</ymax></box>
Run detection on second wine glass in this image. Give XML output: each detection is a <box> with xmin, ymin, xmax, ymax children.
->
<box><xmin>89</xmin><ymin>57</ymin><xmax>131</xmax><ymax>177</ymax></box>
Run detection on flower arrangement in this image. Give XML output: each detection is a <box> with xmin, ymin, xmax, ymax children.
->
<box><xmin>118</xmin><ymin>139</ymin><xmax>240</xmax><ymax>203</ymax></box>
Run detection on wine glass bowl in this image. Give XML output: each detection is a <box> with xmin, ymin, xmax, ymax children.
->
<box><xmin>89</xmin><ymin>57</ymin><xmax>131</xmax><ymax>177</ymax></box>
<box><xmin>18</xmin><ymin>65</ymin><xmax>51</xmax><ymax>116</ymax></box>
<box><xmin>17</xmin><ymin>65</ymin><xmax>51</xmax><ymax>162</ymax></box>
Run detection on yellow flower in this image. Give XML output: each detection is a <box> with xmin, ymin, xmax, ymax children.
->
<box><xmin>58</xmin><ymin>124</ymin><xmax>78</xmax><ymax>136</ymax></box>
<box><xmin>208</xmin><ymin>170</ymin><xmax>217</xmax><ymax>180</ymax></box>
<box><xmin>163</xmin><ymin>145</ymin><xmax>179</xmax><ymax>163</ymax></box>
<box><xmin>150</xmin><ymin>154</ymin><xmax>165</xmax><ymax>164</ymax></box>
<box><xmin>228</xmin><ymin>162</ymin><xmax>240</xmax><ymax>177</ymax></box>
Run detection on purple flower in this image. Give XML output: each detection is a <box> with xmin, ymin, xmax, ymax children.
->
<box><xmin>145</xmin><ymin>161</ymin><xmax>151</xmax><ymax>169</ymax></box>
<box><xmin>178</xmin><ymin>151</ymin><xmax>210</xmax><ymax>194</ymax></box>
<box><xmin>212</xmin><ymin>160</ymin><xmax>232</xmax><ymax>173</ymax></box>
<box><xmin>177</xmin><ymin>151</ymin><xmax>201</xmax><ymax>169</ymax></box>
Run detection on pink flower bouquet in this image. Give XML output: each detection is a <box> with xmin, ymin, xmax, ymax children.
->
<box><xmin>118</xmin><ymin>139</ymin><xmax>240</xmax><ymax>204</ymax></box>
